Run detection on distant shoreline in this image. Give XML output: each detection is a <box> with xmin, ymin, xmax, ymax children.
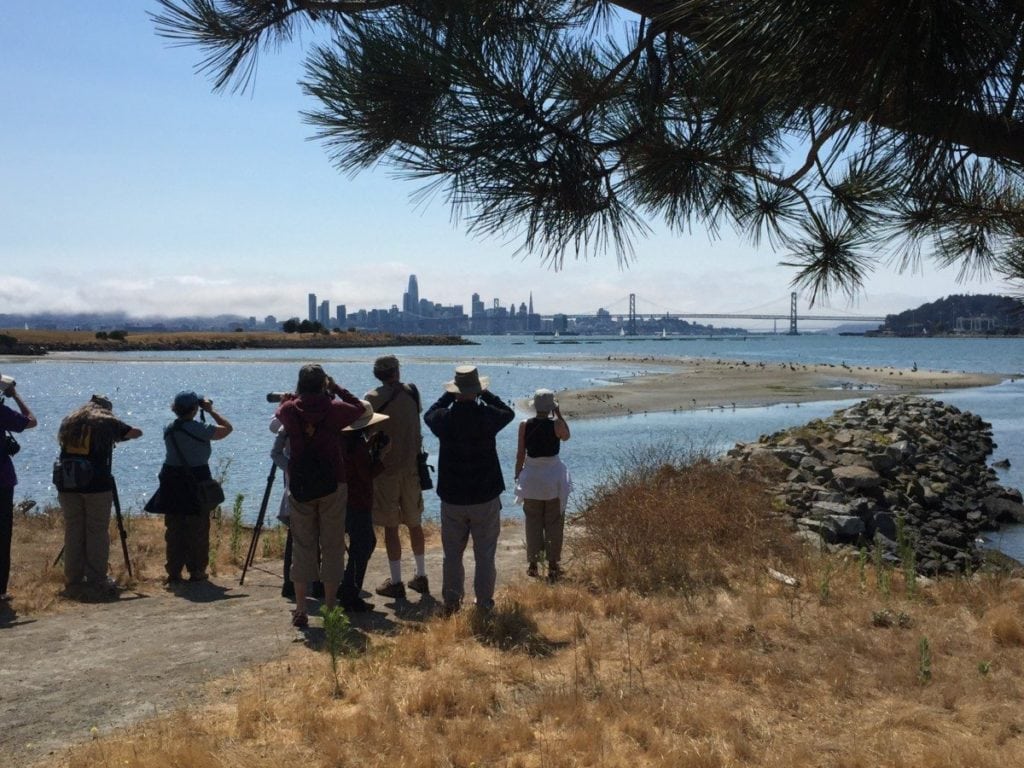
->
<box><xmin>0</xmin><ymin>329</ymin><xmax>474</xmax><ymax>356</ymax></box>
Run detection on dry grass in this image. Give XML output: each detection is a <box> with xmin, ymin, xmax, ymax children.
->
<box><xmin>28</xmin><ymin>454</ymin><xmax>1024</xmax><ymax>767</ymax></box>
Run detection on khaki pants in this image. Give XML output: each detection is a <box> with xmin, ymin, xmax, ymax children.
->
<box><xmin>59</xmin><ymin>491</ymin><xmax>112</xmax><ymax>585</ymax></box>
<box><xmin>523</xmin><ymin>497</ymin><xmax>564</xmax><ymax>565</ymax></box>
<box><xmin>289</xmin><ymin>485</ymin><xmax>347</xmax><ymax>584</ymax></box>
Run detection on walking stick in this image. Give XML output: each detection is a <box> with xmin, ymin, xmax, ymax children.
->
<box><xmin>240</xmin><ymin>462</ymin><xmax>277</xmax><ymax>586</ymax></box>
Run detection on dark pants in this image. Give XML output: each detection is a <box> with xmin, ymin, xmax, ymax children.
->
<box><xmin>165</xmin><ymin>513</ymin><xmax>211</xmax><ymax>579</ymax></box>
<box><xmin>0</xmin><ymin>486</ymin><xmax>13</xmax><ymax>595</ymax></box>
<box><xmin>340</xmin><ymin>505</ymin><xmax>376</xmax><ymax>603</ymax></box>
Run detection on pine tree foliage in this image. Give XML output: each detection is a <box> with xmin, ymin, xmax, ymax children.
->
<box><xmin>153</xmin><ymin>0</ymin><xmax>1024</xmax><ymax>302</ymax></box>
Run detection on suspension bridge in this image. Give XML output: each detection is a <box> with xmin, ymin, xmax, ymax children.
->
<box><xmin>540</xmin><ymin>292</ymin><xmax>886</xmax><ymax>335</ymax></box>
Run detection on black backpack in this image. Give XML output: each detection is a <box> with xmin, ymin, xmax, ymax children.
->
<box><xmin>288</xmin><ymin>426</ymin><xmax>337</xmax><ymax>503</ymax></box>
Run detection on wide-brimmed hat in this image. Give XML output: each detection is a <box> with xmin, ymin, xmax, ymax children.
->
<box><xmin>342</xmin><ymin>400</ymin><xmax>390</xmax><ymax>431</ymax></box>
<box><xmin>444</xmin><ymin>365</ymin><xmax>489</xmax><ymax>394</ymax></box>
<box><xmin>529</xmin><ymin>388</ymin><xmax>557</xmax><ymax>413</ymax></box>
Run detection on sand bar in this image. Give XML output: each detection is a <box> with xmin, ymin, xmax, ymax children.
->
<box><xmin>531</xmin><ymin>357</ymin><xmax>1010</xmax><ymax>419</ymax></box>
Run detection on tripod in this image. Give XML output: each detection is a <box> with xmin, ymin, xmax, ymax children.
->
<box><xmin>240</xmin><ymin>461</ymin><xmax>277</xmax><ymax>586</ymax></box>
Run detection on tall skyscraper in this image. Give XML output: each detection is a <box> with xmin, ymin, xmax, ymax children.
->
<box><xmin>308</xmin><ymin>293</ymin><xmax>317</xmax><ymax>323</ymax></box>
<box><xmin>318</xmin><ymin>300</ymin><xmax>330</xmax><ymax>328</ymax></box>
<box><xmin>405</xmin><ymin>275</ymin><xmax>419</xmax><ymax>314</ymax></box>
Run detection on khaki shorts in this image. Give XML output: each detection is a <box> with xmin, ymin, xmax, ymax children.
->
<box><xmin>372</xmin><ymin>468</ymin><xmax>424</xmax><ymax>529</ymax></box>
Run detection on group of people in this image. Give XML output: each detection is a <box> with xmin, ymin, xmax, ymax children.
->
<box><xmin>0</xmin><ymin>355</ymin><xmax>572</xmax><ymax>625</ymax></box>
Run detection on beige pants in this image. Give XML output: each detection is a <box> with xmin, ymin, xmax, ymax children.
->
<box><xmin>288</xmin><ymin>485</ymin><xmax>347</xmax><ymax>584</ymax></box>
<box><xmin>59</xmin><ymin>491</ymin><xmax>112</xmax><ymax>585</ymax></box>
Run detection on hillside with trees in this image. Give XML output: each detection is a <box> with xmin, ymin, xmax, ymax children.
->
<box><xmin>875</xmin><ymin>294</ymin><xmax>1023</xmax><ymax>336</ymax></box>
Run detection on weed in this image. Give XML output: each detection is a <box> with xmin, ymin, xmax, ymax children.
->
<box><xmin>321</xmin><ymin>605</ymin><xmax>353</xmax><ymax>697</ymax></box>
<box><xmin>978</xmin><ymin>660</ymin><xmax>992</xmax><ymax>676</ymax></box>
<box><xmin>918</xmin><ymin>637</ymin><xmax>933</xmax><ymax>684</ymax></box>
<box><xmin>896</xmin><ymin>513</ymin><xmax>917</xmax><ymax>597</ymax></box>
<box><xmin>229</xmin><ymin>494</ymin><xmax>245</xmax><ymax>564</ymax></box>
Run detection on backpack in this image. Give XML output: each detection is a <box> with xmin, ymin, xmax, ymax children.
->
<box><xmin>288</xmin><ymin>426</ymin><xmax>338</xmax><ymax>503</ymax></box>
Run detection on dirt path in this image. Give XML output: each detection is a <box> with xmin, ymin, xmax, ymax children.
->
<box><xmin>0</xmin><ymin>525</ymin><xmax>530</xmax><ymax>767</ymax></box>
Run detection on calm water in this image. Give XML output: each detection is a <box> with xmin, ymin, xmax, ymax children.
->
<box><xmin>3</xmin><ymin>334</ymin><xmax>1024</xmax><ymax>556</ymax></box>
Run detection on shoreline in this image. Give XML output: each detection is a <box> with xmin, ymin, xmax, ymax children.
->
<box><xmin>524</xmin><ymin>357</ymin><xmax>1010</xmax><ymax>419</ymax></box>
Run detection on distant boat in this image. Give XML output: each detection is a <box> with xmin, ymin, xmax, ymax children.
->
<box><xmin>661</xmin><ymin>328</ymin><xmax>667</xmax><ymax>338</ymax></box>
<box><xmin>619</xmin><ymin>327</ymin><xmax>625</xmax><ymax>336</ymax></box>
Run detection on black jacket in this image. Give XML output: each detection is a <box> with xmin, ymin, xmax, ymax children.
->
<box><xmin>424</xmin><ymin>390</ymin><xmax>515</xmax><ymax>505</ymax></box>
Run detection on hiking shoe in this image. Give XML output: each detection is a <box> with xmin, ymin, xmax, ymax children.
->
<box><xmin>408</xmin><ymin>574</ymin><xmax>430</xmax><ymax>595</ymax></box>
<box><xmin>375</xmin><ymin>578</ymin><xmax>406</xmax><ymax>599</ymax></box>
<box><xmin>527</xmin><ymin>563</ymin><xmax>539</xmax><ymax>578</ymax></box>
<box><xmin>548</xmin><ymin>563</ymin><xmax>563</xmax><ymax>584</ymax></box>
<box><xmin>188</xmin><ymin>572</ymin><xmax>208</xmax><ymax>583</ymax></box>
<box><xmin>291</xmin><ymin>610</ymin><xmax>309</xmax><ymax>629</ymax></box>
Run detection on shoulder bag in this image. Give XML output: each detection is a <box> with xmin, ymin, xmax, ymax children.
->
<box><xmin>167</xmin><ymin>424</ymin><xmax>225</xmax><ymax>513</ymax></box>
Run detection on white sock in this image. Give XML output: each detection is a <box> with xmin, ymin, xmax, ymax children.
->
<box><xmin>389</xmin><ymin>560</ymin><xmax>402</xmax><ymax>584</ymax></box>
<box><xmin>414</xmin><ymin>555</ymin><xmax>426</xmax><ymax>577</ymax></box>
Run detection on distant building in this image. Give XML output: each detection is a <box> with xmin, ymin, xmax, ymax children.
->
<box><xmin>403</xmin><ymin>275</ymin><xmax>420</xmax><ymax>314</ymax></box>
<box><xmin>336</xmin><ymin>304</ymin><xmax>346</xmax><ymax>327</ymax></box>
<box><xmin>318</xmin><ymin>300</ymin><xmax>330</xmax><ymax>328</ymax></box>
<box><xmin>308</xmin><ymin>293</ymin><xmax>317</xmax><ymax>323</ymax></box>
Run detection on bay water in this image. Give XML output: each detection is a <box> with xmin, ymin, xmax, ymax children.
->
<box><xmin>3</xmin><ymin>334</ymin><xmax>1023</xmax><ymax>557</ymax></box>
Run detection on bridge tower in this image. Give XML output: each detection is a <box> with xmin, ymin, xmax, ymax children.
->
<box><xmin>789</xmin><ymin>292</ymin><xmax>798</xmax><ymax>335</ymax></box>
<box><xmin>628</xmin><ymin>293</ymin><xmax>637</xmax><ymax>336</ymax></box>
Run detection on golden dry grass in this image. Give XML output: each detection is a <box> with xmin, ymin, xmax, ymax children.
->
<box><xmin>52</xmin><ymin>568</ymin><xmax>1024</xmax><ymax>768</ymax></box>
<box><xmin>25</xmin><ymin>456</ymin><xmax>1024</xmax><ymax>767</ymax></box>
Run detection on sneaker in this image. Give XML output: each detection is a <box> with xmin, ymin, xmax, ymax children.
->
<box><xmin>375</xmin><ymin>578</ymin><xmax>406</xmax><ymax>599</ymax></box>
<box><xmin>441</xmin><ymin>601</ymin><xmax>461</xmax><ymax>618</ymax></box>
<box><xmin>527</xmin><ymin>563</ymin><xmax>539</xmax><ymax>578</ymax></box>
<box><xmin>188</xmin><ymin>572</ymin><xmax>208</xmax><ymax>583</ymax></box>
<box><xmin>408</xmin><ymin>574</ymin><xmax>430</xmax><ymax>595</ymax></box>
<box><xmin>291</xmin><ymin>610</ymin><xmax>309</xmax><ymax>629</ymax></box>
<box><xmin>0</xmin><ymin>593</ymin><xmax>12</xmax><ymax>602</ymax></box>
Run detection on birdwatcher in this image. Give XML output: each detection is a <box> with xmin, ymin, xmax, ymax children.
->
<box><xmin>0</xmin><ymin>376</ymin><xmax>37</xmax><ymax>602</ymax></box>
<box><xmin>365</xmin><ymin>355</ymin><xmax>431</xmax><ymax>601</ymax></box>
<box><xmin>424</xmin><ymin>365</ymin><xmax>514</xmax><ymax>615</ymax></box>
<box><xmin>514</xmin><ymin>388</ymin><xmax>572</xmax><ymax>582</ymax></box>
<box><xmin>56</xmin><ymin>395</ymin><xmax>141</xmax><ymax>596</ymax></box>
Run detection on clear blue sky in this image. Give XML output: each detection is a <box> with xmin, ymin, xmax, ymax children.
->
<box><xmin>1</xmin><ymin>3</ymin><xmax>1011</xmax><ymax>324</ymax></box>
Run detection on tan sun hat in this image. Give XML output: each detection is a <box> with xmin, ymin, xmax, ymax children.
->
<box><xmin>342</xmin><ymin>400</ymin><xmax>390</xmax><ymax>431</ymax></box>
<box><xmin>444</xmin><ymin>365</ymin><xmax>489</xmax><ymax>394</ymax></box>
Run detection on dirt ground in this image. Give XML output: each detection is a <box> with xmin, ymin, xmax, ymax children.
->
<box><xmin>0</xmin><ymin>523</ymin><xmax>531</xmax><ymax>767</ymax></box>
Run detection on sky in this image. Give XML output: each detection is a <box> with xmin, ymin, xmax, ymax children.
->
<box><xmin>1</xmin><ymin>3</ymin><xmax>1014</xmax><ymax>326</ymax></box>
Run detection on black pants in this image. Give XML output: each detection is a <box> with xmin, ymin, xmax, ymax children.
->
<box><xmin>0</xmin><ymin>486</ymin><xmax>13</xmax><ymax>595</ymax></box>
<box><xmin>340</xmin><ymin>505</ymin><xmax>376</xmax><ymax>603</ymax></box>
<box><xmin>165</xmin><ymin>513</ymin><xmax>211</xmax><ymax>578</ymax></box>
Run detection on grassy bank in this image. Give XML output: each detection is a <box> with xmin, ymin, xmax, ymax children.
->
<box><xmin>0</xmin><ymin>329</ymin><xmax>470</xmax><ymax>355</ymax></box>
<box><xmin>24</xmin><ymin>452</ymin><xmax>1024</xmax><ymax>767</ymax></box>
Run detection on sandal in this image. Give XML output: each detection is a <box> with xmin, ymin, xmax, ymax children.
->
<box><xmin>291</xmin><ymin>610</ymin><xmax>309</xmax><ymax>629</ymax></box>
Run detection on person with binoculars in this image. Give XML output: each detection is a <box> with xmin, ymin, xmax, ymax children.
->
<box><xmin>274</xmin><ymin>364</ymin><xmax>365</xmax><ymax>628</ymax></box>
<box><xmin>0</xmin><ymin>375</ymin><xmax>37</xmax><ymax>602</ymax></box>
<box><xmin>157</xmin><ymin>391</ymin><xmax>232</xmax><ymax>584</ymax></box>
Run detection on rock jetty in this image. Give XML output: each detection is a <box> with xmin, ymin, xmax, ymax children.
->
<box><xmin>723</xmin><ymin>395</ymin><xmax>1024</xmax><ymax>573</ymax></box>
